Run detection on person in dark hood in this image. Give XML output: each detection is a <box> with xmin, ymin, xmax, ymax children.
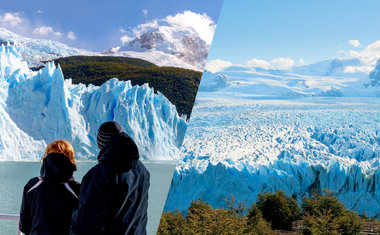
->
<box><xmin>20</xmin><ymin>140</ymin><xmax>80</xmax><ymax>235</ymax></box>
<box><xmin>71</xmin><ymin>121</ymin><xmax>150</xmax><ymax>235</ymax></box>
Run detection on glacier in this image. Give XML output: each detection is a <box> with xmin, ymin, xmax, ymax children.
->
<box><xmin>0</xmin><ymin>28</ymin><xmax>95</xmax><ymax>68</ymax></box>
<box><xmin>0</xmin><ymin>45</ymin><xmax>186</xmax><ymax>161</ymax></box>
<box><xmin>164</xmin><ymin>58</ymin><xmax>380</xmax><ymax>217</ymax></box>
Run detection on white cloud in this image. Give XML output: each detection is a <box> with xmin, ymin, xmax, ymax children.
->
<box><xmin>119</xmin><ymin>27</ymin><xmax>127</xmax><ymax>33</ymax></box>
<box><xmin>348</xmin><ymin>40</ymin><xmax>360</xmax><ymax>48</ymax></box>
<box><xmin>67</xmin><ymin>31</ymin><xmax>76</xmax><ymax>40</ymax></box>
<box><xmin>120</xmin><ymin>35</ymin><xmax>133</xmax><ymax>44</ymax></box>
<box><xmin>119</xmin><ymin>11</ymin><xmax>216</xmax><ymax>47</ymax></box>
<box><xmin>142</xmin><ymin>9</ymin><xmax>148</xmax><ymax>17</ymax></box>
<box><xmin>36</xmin><ymin>10</ymin><xmax>44</xmax><ymax>14</ymax></box>
<box><xmin>0</xmin><ymin>12</ymin><xmax>23</xmax><ymax>27</ymax></box>
<box><xmin>54</xmin><ymin>31</ymin><xmax>63</xmax><ymax>37</ymax></box>
<box><xmin>33</xmin><ymin>26</ymin><xmax>54</xmax><ymax>35</ymax></box>
<box><xmin>205</xmin><ymin>59</ymin><xmax>232</xmax><ymax>73</ymax></box>
<box><xmin>299</xmin><ymin>58</ymin><xmax>305</xmax><ymax>65</ymax></box>
<box><xmin>246</xmin><ymin>58</ymin><xmax>271</xmax><ymax>69</ymax></box>
<box><xmin>271</xmin><ymin>57</ymin><xmax>295</xmax><ymax>70</ymax></box>
<box><xmin>349</xmin><ymin>40</ymin><xmax>380</xmax><ymax>66</ymax></box>
<box><xmin>246</xmin><ymin>57</ymin><xmax>294</xmax><ymax>70</ymax></box>
<box><xmin>344</xmin><ymin>65</ymin><xmax>373</xmax><ymax>74</ymax></box>
<box><xmin>33</xmin><ymin>26</ymin><xmax>64</xmax><ymax>38</ymax></box>
<box><xmin>165</xmin><ymin>11</ymin><xmax>216</xmax><ymax>45</ymax></box>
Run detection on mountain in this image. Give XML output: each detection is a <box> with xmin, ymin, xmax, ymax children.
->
<box><xmin>0</xmin><ymin>45</ymin><xmax>186</xmax><ymax>161</ymax></box>
<box><xmin>102</xmin><ymin>27</ymin><xmax>210</xmax><ymax>71</ymax></box>
<box><xmin>202</xmin><ymin>58</ymin><xmax>379</xmax><ymax>98</ymax></box>
<box><xmin>369</xmin><ymin>58</ymin><xmax>380</xmax><ymax>86</ymax></box>
<box><xmin>0</xmin><ymin>28</ymin><xmax>95</xmax><ymax>68</ymax></box>
<box><xmin>198</xmin><ymin>71</ymin><xmax>230</xmax><ymax>91</ymax></box>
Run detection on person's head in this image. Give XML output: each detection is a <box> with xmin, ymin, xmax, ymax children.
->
<box><xmin>97</xmin><ymin>121</ymin><xmax>123</xmax><ymax>150</ymax></box>
<box><xmin>42</xmin><ymin>140</ymin><xmax>76</xmax><ymax>164</ymax></box>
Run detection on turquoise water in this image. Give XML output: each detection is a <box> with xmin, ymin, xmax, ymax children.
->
<box><xmin>0</xmin><ymin>161</ymin><xmax>175</xmax><ymax>235</ymax></box>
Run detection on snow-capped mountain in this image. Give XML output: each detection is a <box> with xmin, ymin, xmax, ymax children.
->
<box><xmin>103</xmin><ymin>30</ymin><xmax>209</xmax><ymax>71</ymax></box>
<box><xmin>102</xmin><ymin>11</ymin><xmax>215</xmax><ymax>71</ymax></box>
<box><xmin>0</xmin><ymin>28</ymin><xmax>95</xmax><ymax>68</ymax></box>
<box><xmin>198</xmin><ymin>71</ymin><xmax>230</xmax><ymax>91</ymax></box>
<box><xmin>201</xmin><ymin>58</ymin><xmax>380</xmax><ymax>98</ymax></box>
<box><xmin>369</xmin><ymin>59</ymin><xmax>380</xmax><ymax>87</ymax></box>
<box><xmin>0</xmin><ymin>45</ymin><xmax>186</xmax><ymax>161</ymax></box>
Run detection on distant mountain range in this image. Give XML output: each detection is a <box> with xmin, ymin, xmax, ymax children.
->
<box><xmin>0</xmin><ymin>26</ymin><xmax>209</xmax><ymax>71</ymax></box>
<box><xmin>201</xmin><ymin>57</ymin><xmax>380</xmax><ymax>97</ymax></box>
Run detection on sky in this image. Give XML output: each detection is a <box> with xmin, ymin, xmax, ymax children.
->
<box><xmin>206</xmin><ymin>0</ymin><xmax>380</xmax><ymax>71</ymax></box>
<box><xmin>0</xmin><ymin>0</ymin><xmax>223</xmax><ymax>51</ymax></box>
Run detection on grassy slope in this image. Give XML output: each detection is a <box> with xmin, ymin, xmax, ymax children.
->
<box><xmin>53</xmin><ymin>56</ymin><xmax>202</xmax><ymax>118</ymax></box>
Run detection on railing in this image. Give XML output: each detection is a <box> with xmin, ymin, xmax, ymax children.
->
<box><xmin>0</xmin><ymin>214</ymin><xmax>21</xmax><ymax>235</ymax></box>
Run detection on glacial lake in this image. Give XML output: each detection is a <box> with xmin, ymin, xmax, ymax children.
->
<box><xmin>0</xmin><ymin>161</ymin><xmax>176</xmax><ymax>235</ymax></box>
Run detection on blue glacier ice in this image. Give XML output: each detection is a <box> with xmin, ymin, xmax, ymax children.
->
<box><xmin>164</xmin><ymin>56</ymin><xmax>380</xmax><ymax>217</ymax></box>
<box><xmin>0</xmin><ymin>45</ymin><xmax>187</xmax><ymax>160</ymax></box>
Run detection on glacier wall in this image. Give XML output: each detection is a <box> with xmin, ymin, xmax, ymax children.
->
<box><xmin>0</xmin><ymin>45</ymin><xmax>186</xmax><ymax>160</ymax></box>
<box><xmin>164</xmin><ymin>96</ymin><xmax>380</xmax><ymax>217</ymax></box>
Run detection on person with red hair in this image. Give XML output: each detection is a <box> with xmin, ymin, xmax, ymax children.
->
<box><xmin>19</xmin><ymin>140</ymin><xmax>80</xmax><ymax>235</ymax></box>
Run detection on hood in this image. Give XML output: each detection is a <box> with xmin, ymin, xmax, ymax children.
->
<box><xmin>97</xmin><ymin>132</ymin><xmax>139</xmax><ymax>173</ymax></box>
<box><xmin>40</xmin><ymin>153</ymin><xmax>77</xmax><ymax>183</ymax></box>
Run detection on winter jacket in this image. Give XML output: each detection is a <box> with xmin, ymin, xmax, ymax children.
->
<box><xmin>19</xmin><ymin>153</ymin><xmax>80</xmax><ymax>235</ymax></box>
<box><xmin>71</xmin><ymin>132</ymin><xmax>150</xmax><ymax>235</ymax></box>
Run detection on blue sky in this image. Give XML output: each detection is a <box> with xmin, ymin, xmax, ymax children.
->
<box><xmin>0</xmin><ymin>0</ymin><xmax>223</xmax><ymax>51</ymax></box>
<box><xmin>207</xmin><ymin>0</ymin><xmax>380</xmax><ymax>66</ymax></box>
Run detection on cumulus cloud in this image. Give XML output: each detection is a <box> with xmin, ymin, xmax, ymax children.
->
<box><xmin>348</xmin><ymin>40</ymin><xmax>360</xmax><ymax>48</ymax></box>
<box><xmin>271</xmin><ymin>57</ymin><xmax>295</xmax><ymax>70</ymax></box>
<box><xmin>348</xmin><ymin>40</ymin><xmax>380</xmax><ymax>66</ymax></box>
<box><xmin>67</xmin><ymin>31</ymin><xmax>76</xmax><ymax>40</ymax></box>
<box><xmin>344</xmin><ymin>65</ymin><xmax>373</xmax><ymax>74</ymax></box>
<box><xmin>120</xmin><ymin>35</ymin><xmax>132</xmax><ymax>44</ymax></box>
<box><xmin>165</xmin><ymin>11</ymin><xmax>216</xmax><ymax>45</ymax></box>
<box><xmin>33</xmin><ymin>26</ymin><xmax>54</xmax><ymax>35</ymax></box>
<box><xmin>0</xmin><ymin>12</ymin><xmax>23</xmax><ymax>27</ymax></box>
<box><xmin>120</xmin><ymin>10</ymin><xmax>216</xmax><ymax>46</ymax></box>
<box><xmin>246</xmin><ymin>58</ymin><xmax>271</xmax><ymax>69</ymax></box>
<box><xmin>246</xmin><ymin>57</ymin><xmax>294</xmax><ymax>70</ymax></box>
<box><xmin>205</xmin><ymin>59</ymin><xmax>233</xmax><ymax>73</ymax></box>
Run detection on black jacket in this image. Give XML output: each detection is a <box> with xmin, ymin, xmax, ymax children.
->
<box><xmin>71</xmin><ymin>132</ymin><xmax>150</xmax><ymax>235</ymax></box>
<box><xmin>20</xmin><ymin>153</ymin><xmax>80</xmax><ymax>235</ymax></box>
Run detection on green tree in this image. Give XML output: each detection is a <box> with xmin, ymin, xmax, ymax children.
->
<box><xmin>302</xmin><ymin>189</ymin><xmax>345</xmax><ymax>219</ymax></box>
<box><xmin>301</xmin><ymin>189</ymin><xmax>363</xmax><ymax>235</ymax></box>
<box><xmin>158</xmin><ymin>211</ymin><xmax>188</xmax><ymax>235</ymax></box>
<box><xmin>302</xmin><ymin>209</ymin><xmax>340</xmax><ymax>235</ymax></box>
<box><xmin>246</xmin><ymin>204</ymin><xmax>272</xmax><ymax>235</ymax></box>
<box><xmin>186</xmin><ymin>200</ymin><xmax>245</xmax><ymax>234</ymax></box>
<box><xmin>256</xmin><ymin>191</ymin><xmax>301</xmax><ymax>230</ymax></box>
<box><xmin>336</xmin><ymin>210</ymin><xmax>362</xmax><ymax>235</ymax></box>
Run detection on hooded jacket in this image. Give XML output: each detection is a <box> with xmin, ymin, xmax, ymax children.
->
<box><xmin>71</xmin><ymin>132</ymin><xmax>150</xmax><ymax>235</ymax></box>
<box><xmin>19</xmin><ymin>153</ymin><xmax>80</xmax><ymax>235</ymax></box>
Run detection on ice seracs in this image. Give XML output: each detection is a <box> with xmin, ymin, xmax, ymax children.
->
<box><xmin>0</xmin><ymin>45</ymin><xmax>186</xmax><ymax>161</ymax></box>
<box><xmin>164</xmin><ymin>53</ymin><xmax>380</xmax><ymax>217</ymax></box>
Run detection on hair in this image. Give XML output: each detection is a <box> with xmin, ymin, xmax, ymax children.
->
<box><xmin>42</xmin><ymin>140</ymin><xmax>76</xmax><ymax>164</ymax></box>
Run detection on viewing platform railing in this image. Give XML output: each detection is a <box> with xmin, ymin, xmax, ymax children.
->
<box><xmin>0</xmin><ymin>214</ymin><xmax>21</xmax><ymax>235</ymax></box>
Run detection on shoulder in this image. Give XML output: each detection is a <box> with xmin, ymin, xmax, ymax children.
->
<box><xmin>23</xmin><ymin>177</ymin><xmax>40</xmax><ymax>192</ymax></box>
<box><xmin>68</xmin><ymin>180</ymin><xmax>81</xmax><ymax>194</ymax></box>
<box><xmin>136</xmin><ymin>161</ymin><xmax>150</xmax><ymax>178</ymax></box>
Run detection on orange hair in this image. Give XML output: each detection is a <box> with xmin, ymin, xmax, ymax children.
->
<box><xmin>42</xmin><ymin>140</ymin><xmax>76</xmax><ymax>164</ymax></box>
